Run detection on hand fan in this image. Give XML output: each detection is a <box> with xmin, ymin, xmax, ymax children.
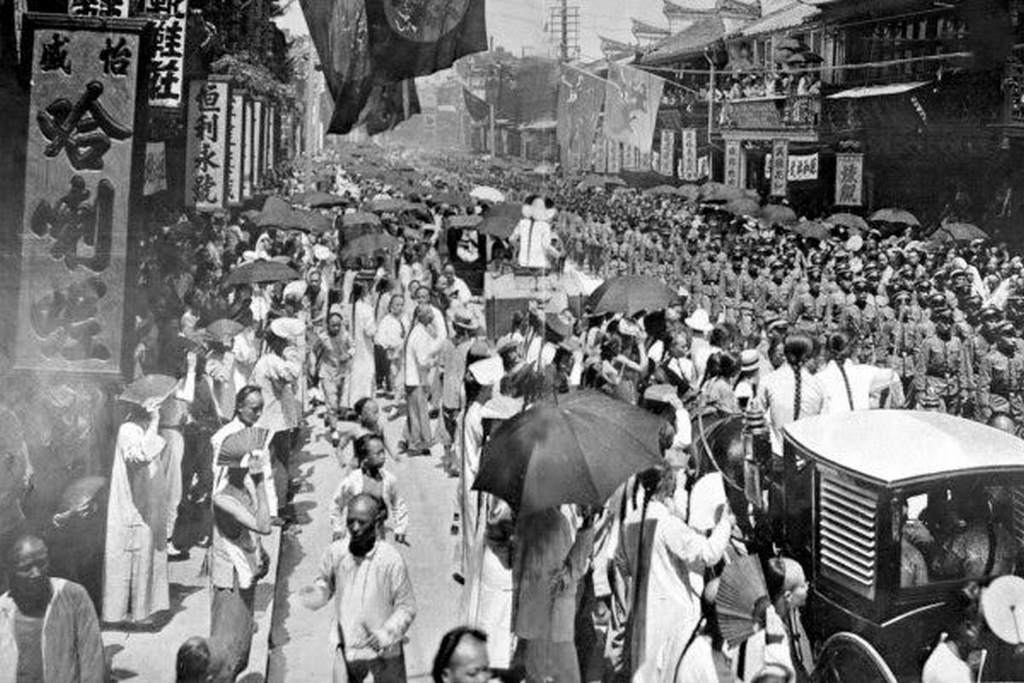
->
<box><xmin>219</xmin><ymin>427</ymin><xmax>269</xmax><ymax>463</ymax></box>
<box><xmin>716</xmin><ymin>554</ymin><xmax>769</xmax><ymax>647</ymax></box>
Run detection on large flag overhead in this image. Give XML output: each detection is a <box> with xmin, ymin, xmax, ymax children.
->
<box><xmin>463</xmin><ymin>88</ymin><xmax>490</xmax><ymax>121</ymax></box>
<box><xmin>556</xmin><ymin>65</ymin><xmax>605</xmax><ymax>171</ymax></box>
<box><xmin>362</xmin><ymin>79</ymin><xmax>422</xmax><ymax>135</ymax></box>
<box><xmin>602</xmin><ymin>63</ymin><xmax>663</xmax><ymax>155</ymax></box>
<box><xmin>365</xmin><ymin>0</ymin><xmax>487</xmax><ymax>80</ymax></box>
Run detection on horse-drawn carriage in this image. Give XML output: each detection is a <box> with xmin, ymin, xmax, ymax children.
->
<box><xmin>699</xmin><ymin>409</ymin><xmax>1024</xmax><ymax>681</ymax></box>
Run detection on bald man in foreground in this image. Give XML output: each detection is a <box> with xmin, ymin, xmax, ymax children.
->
<box><xmin>300</xmin><ymin>493</ymin><xmax>416</xmax><ymax>682</ymax></box>
<box><xmin>0</xmin><ymin>535</ymin><xmax>104</xmax><ymax>682</ymax></box>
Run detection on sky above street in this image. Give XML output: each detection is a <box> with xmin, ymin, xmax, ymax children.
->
<box><xmin>275</xmin><ymin>0</ymin><xmax>669</xmax><ymax>62</ymax></box>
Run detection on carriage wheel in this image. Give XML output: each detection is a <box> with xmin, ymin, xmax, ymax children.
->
<box><xmin>811</xmin><ymin>632</ymin><xmax>898</xmax><ymax>683</ymax></box>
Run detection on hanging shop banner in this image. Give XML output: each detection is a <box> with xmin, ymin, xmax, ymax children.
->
<box><xmin>16</xmin><ymin>14</ymin><xmax>150</xmax><ymax>376</ymax></box>
<box><xmin>834</xmin><ymin>152</ymin><xmax>864</xmax><ymax>206</ymax></box>
<box><xmin>144</xmin><ymin>141</ymin><xmax>167</xmax><ymax>195</ymax></box>
<box><xmin>680</xmin><ymin>128</ymin><xmax>697</xmax><ymax>181</ymax></box>
<box><xmin>603</xmin><ymin>63</ymin><xmax>663</xmax><ymax>155</ymax></box>
<box><xmin>698</xmin><ymin>155</ymin><xmax>710</xmax><ymax>180</ymax></box>
<box><xmin>787</xmin><ymin>152</ymin><xmax>819</xmax><ymax>181</ymax></box>
<box><xmin>253</xmin><ymin>99</ymin><xmax>264</xmax><ymax>188</ymax></box>
<box><xmin>724</xmin><ymin>140</ymin><xmax>742</xmax><ymax>187</ymax></box>
<box><xmin>227</xmin><ymin>91</ymin><xmax>245</xmax><ymax>205</ymax></box>
<box><xmin>620</xmin><ymin>143</ymin><xmax>634</xmax><ymax>171</ymax></box>
<box><xmin>142</xmin><ymin>0</ymin><xmax>188</xmax><ymax>108</ymax></box>
<box><xmin>265</xmin><ymin>104</ymin><xmax>276</xmax><ymax>177</ymax></box>
<box><xmin>556</xmin><ymin>65</ymin><xmax>606</xmax><ymax>172</ymax></box>
<box><xmin>243</xmin><ymin>96</ymin><xmax>255</xmax><ymax>199</ymax></box>
<box><xmin>607</xmin><ymin>139</ymin><xmax>621</xmax><ymax>174</ymax></box>
<box><xmin>640</xmin><ymin>149</ymin><xmax>652</xmax><ymax>172</ymax></box>
<box><xmin>184</xmin><ymin>79</ymin><xmax>229</xmax><ymax>210</ymax></box>
<box><xmin>69</xmin><ymin>0</ymin><xmax>128</xmax><ymax>17</ymax></box>
<box><xmin>658</xmin><ymin>129</ymin><xmax>675</xmax><ymax>176</ymax></box>
<box><xmin>771</xmin><ymin>139</ymin><xmax>789</xmax><ymax>197</ymax></box>
<box><xmin>593</xmin><ymin>134</ymin><xmax>607</xmax><ymax>173</ymax></box>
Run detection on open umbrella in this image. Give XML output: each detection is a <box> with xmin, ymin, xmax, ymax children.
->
<box><xmin>446</xmin><ymin>214</ymin><xmax>483</xmax><ymax>228</ymax></box>
<box><xmin>224</xmin><ymin>259</ymin><xmax>300</xmax><ymax>286</ymax></box>
<box><xmin>292</xmin><ymin>191</ymin><xmax>347</xmax><ymax>208</ymax></box>
<box><xmin>587</xmin><ymin>275</ymin><xmax>680</xmax><ymax>316</ymax></box>
<box><xmin>870</xmin><ymin>208</ymin><xmax>920</xmax><ymax>226</ymax></box>
<box><xmin>340</xmin><ymin>233</ymin><xmax>399</xmax><ymax>261</ymax></box>
<box><xmin>473</xmin><ymin>390</ymin><xmax>663</xmax><ymax>513</ymax></box>
<box><xmin>470</xmin><ymin>186</ymin><xmax>506</xmax><ymax>203</ymax></box>
<box><xmin>254</xmin><ymin>196</ymin><xmax>294</xmax><ymax>227</ymax></box>
<box><xmin>342</xmin><ymin>211</ymin><xmax>382</xmax><ymax>228</ymax></box>
<box><xmin>478</xmin><ymin>202</ymin><xmax>524</xmax><ymax>239</ymax></box>
<box><xmin>531</xmin><ymin>162</ymin><xmax>556</xmax><ymax>176</ymax></box>
<box><xmin>759</xmin><ymin>204</ymin><xmax>797</xmax><ymax>225</ymax></box>
<box><xmin>577</xmin><ymin>174</ymin><xmax>625</xmax><ymax>190</ymax></box>
<box><xmin>935</xmin><ymin>222</ymin><xmax>988</xmax><ymax>242</ymax></box>
<box><xmin>825</xmin><ymin>212</ymin><xmax>869</xmax><ymax>233</ymax></box>
<box><xmin>677</xmin><ymin>184</ymin><xmax>701</xmax><ymax>201</ymax></box>
<box><xmin>787</xmin><ymin>219</ymin><xmax>830</xmax><ymax>241</ymax></box>
<box><xmin>644</xmin><ymin>185</ymin><xmax>680</xmax><ymax>197</ymax></box>
<box><xmin>722</xmin><ymin>197</ymin><xmax>762</xmax><ymax>217</ymax></box>
<box><xmin>366</xmin><ymin>198</ymin><xmax>413</xmax><ymax>213</ymax></box>
<box><xmin>293</xmin><ymin>209</ymin><xmax>333</xmax><ymax>234</ymax></box>
<box><xmin>430</xmin><ymin>191</ymin><xmax>469</xmax><ymax>206</ymax></box>
<box><xmin>700</xmin><ymin>182</ymin><xmax>749</xmax><ymax>202</ymax></box>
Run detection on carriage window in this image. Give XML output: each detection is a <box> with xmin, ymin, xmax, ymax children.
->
<box><xmin>899</xmin><ymin>485</ymin><xmax>1021</xmax><ymax>588</ymax></box>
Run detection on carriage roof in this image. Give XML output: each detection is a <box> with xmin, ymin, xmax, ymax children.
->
<box><xmin>783</xmin><ymin>410</ymin><xmax>1024</xmax><ymax>488</ymax></box>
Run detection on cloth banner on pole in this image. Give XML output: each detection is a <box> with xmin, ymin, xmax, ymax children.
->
<box><xmin>594</xmin><ymin>134</ymin><xmax>607</xmax><ymax>172</ymax></box>
<box><xmin>557</xmin><ymin>65</ymin><xmax>605</xmax><ymax>171</ymax></box>
<box><xmin>253</xmin><ymin>99</ymin><xmax>264</xmax><ymax>188</ymax></box>
<box><xmin>142</xmin><ymin>0</ymin><xmax>188</xmax><ymax>108</ymax></box>
<box><xmin>144</xmin><ymin>142</ymin><xmax>167</xmax><ymax>195</ymax></box>
<box><xmin>16</xmin><ymin>14</ymin><xmax>148</xmax><ymax>376</ymax></box>
<box><xmin>243</xmin><ymin>96</ymin><xmax>255</xmax><ymax>199</ymax></box>
<box><xmin>680</xmin><ymin>128</ymin><xmax>697</xmax><ymax>180</ymax></box>
<box><xmin>463</xmin><ymin>88</ymin><xmax>489</xmax><ymax>121</ymax></box>
<box><xmin>835</xmin><ymin>152</ymin><xmax>864</xmax><ymax>206</ymax></box>
<box><xmin>771</xmin><ymin>138</ymin><xmax>789</xmax><ymax>197</ymax></box>
<box><xmin>787</xmin><ymin>152</ymin><xmax>819</xmax><ymax>181</ymax></box>
<box><xmin>658</xmin><ymin>129</ymin><xmax>675</xmax><ymax>176</ymax></box>
<box><xmin>698</xmin><ymin>155</ymin><xmax>710</xmax><ymax>179</ymax></box>
<box><xmin>227</xmin><ymin>91</ymin><xmax>245</xmax><ymax>205</ymax></box>
<box><xmin>724</xmin><ymin>139</ymin><xmax>741</xmax><ymax>187</ymax></box>
<box><xmin>185</xmin><ymin>79</ymin><xmax>229</xmax><ymax>210</ymax></box>
<box><xmin>603</xmin><ymin>63</ymin><xmax>663</xmax><ymax>155</ymax></box>
<box><xmin>607</xmin><ymin>139</ymin><xmax>621</xmax><ymax>173</ymax></box>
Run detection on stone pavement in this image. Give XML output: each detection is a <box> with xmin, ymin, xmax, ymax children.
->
<box><xmin>267</xmin><ymin>407</ymin><xmax>460</xmax><ymax>682</ymax></box>
<box><xmin>103</xmin><ymin>527</ymin><xmax>281</xmax><ymax>682</ymax></box>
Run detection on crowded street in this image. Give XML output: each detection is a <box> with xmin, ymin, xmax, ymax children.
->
<box><xmin>7</xmin><ymin>0</ymin><xmax>1024</xmax><ymax>682</ymax></box>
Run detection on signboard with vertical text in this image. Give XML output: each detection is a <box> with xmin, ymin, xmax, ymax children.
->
<box><xmin>835</xmin><ymin>152</ymin><xmax>864</xmax><ymax>206</ymax></box>
<box><xmin>141</xmin><ymin>0</ymin><xmax>187</xmax><ymax>108</ymax></box>
<box><xmin>184</xmin><ymin>79</ymin><xmax>229</xmax><ymax>210</ymax></box>
<box><xmin>724</xmin><ymin>139</ymin><xmax>741</xmax><ymax>187</ymax></box>
<box><xmin>658</xmin><ymin>129</ymin><xmax>674</xmax><ymax>176</ymax></box>
<box><xmin>771</xmin><ymin>138</ymin><xmax>789</xmax><ymax>197</ymax></box>
<box><xmin>227</xmin><ymin>91</ymin><xmax>245</xmax><ymax>205</ymax></box>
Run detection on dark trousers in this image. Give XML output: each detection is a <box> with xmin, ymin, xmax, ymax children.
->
<box><xmin>210</xmin><ymin>572</ymin><xmax>256</xmax><ymax>683</ymax></box>
<box><xmin>270</xmin><ymin>430</ymin><xmax>293</xmax><ymax>512</ymax></box>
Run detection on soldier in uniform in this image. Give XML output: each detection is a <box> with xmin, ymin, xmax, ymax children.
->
<box><xmin>977</xmin><ymin>321</ymin><xmax>1024</xmax><ymax>425</ymax></box>
<box><xmin>914</xmin><ymin>306</ymin><xmax>969</xmax><ymax>414</ymax></box>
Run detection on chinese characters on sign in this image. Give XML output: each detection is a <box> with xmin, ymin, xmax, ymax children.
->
<box><xmin>679</xmin><ymin>128</ymin><xmax>697</xmax><ymax>181</ymax></box>
<box><xmin>18</xmin><ymin>16</ymin><xmax>147</xmax><ymax>375</ymax></box>
<box><xmin>835</xmin><ymin>152</ymin><xmax>864</xmax><ymax>206</ymax></box>
<box><xmin>724</xmin><ymin>139</ymin><xmax>741</xmax><ymax>187</ymax></box>
<box><xmin>227</xmin><ymin>91</ymin><xmax>246</xmax><ymax>205</ymax></box>
<box><xmin>593</xmin><ymin>134</ymin><xmax>607</xmax><ymax>173</ymax></box>
<box><xmin>658</xmin><ymin>129</ymin><xmax>674</xmax><ymax>176</ymax></box>
<box><xmin>607</xmin><ymin>139</ymin><xmax>621</xmax><ymax>174</ymax></box>
<box><xmin>243</xmin><ymin>96</ymin><xmax>256</xmax><ymax>199</ymax></box>
<box><xmin>184</xmin><ymin>79</ymin><xmax>229</xmax><ymax>210</ymax></box>
<box><xmin>68</xmin><ymin>0</ymin><xmax>128</xmax><ymax>17</ymax></box>
<box><xmin>143</xmin><ymin>0</ymin><xmax>188</xmax><ymax>107</ymax></box>
<box><xmin>787</xmin><ymin>152</ymin><xmax>819</xmax><ymax>181</ymax></box>
<box><xmin>253</xmin><ymin>99</ymin><xmax>264</xmax><ymax>188</ymax></box>
<box><xmin>771</xmin><ymin>139</ymin><xmax>789</xmax><ymax>197</ymax></box>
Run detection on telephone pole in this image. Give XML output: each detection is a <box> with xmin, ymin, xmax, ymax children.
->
<box><xmin>548</xmin><ymin>0</ymin><xmax>579</xmax><ymax>62</ymax></box>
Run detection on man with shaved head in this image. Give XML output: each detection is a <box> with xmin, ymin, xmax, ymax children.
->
<box><xmin>431</xmin><ymin>627</ymin><xmax>491</xmax><ymax>683</ymax></box>
<box><xmin>300</xmin><ymin>494</ymin><xmax>416</xmax><ymax>682</ymax></box>
<box><xmin>0</xmin><ymin>535</ymin><xmax>104</xmax><ymax>682</ymax></box>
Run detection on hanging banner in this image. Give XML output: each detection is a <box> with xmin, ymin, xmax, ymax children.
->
<box><xmin>835</xmin><ymin>152</ymin><xmax>864</xmax><ymax>206</ymax></box>
<box><xmin>253</xmin><ymin>99</ymin><xmax>264</xmax><ymax>188</ymax></box>
<box><xmin>787</xmin><ymin>152</ymin><xmax>819</xmax><ymax>181</ymax></box>
<box><xmin>144</xmin><ymin>141</ymin><xmax>167</xmax><ymax>195</ymax></box>
<box><xmin>16</xmin><ymin>14</ymin><xmax>149</xmax><ymax>376</ymax></box>
<box><xmin>69</xmin><ymin>0</ymin><xmax>128</xmax><ymax>16</ymax></box>
<box><xmin>227</xmin><ymin>91</ymin><xmax>245</xmax><ymax>205</ymax></box>
<box><xmin>680</xmin><ymin>128</ymin><xmax>698</xmax><ymax>181</ymax></box>
<box><xmin>243</xmin><ymin>96</ymin><xmax>255</xmax><ymax>199</ymax></box>
<box><xmin>771</xmin><ymin>138</ymin><xmax>789</xmax><ymax>197</ymax></box>
<box><xmin>142</xmin><ymin>0</ymin><xmax>187</xmax><ymax>108</ymax></box>
<box><xmin>557</xmin><ymin>65</ymin><xmax>606</xmax><ymax>171</ymax></box>
<box><xmin>640</xmin><ymin>149</ymin><xmax>652</xmax><ymax>172</ymax></box>
<box><xmin>603</xmin><ymin>63</ymin><xmax>663</xmax><ymax>155</ymax></box>
<box><xmin>593</xmin><ymin>134</ymin><xmax>607</xmax><ymax>173</ymax></box>
<box><xmin>267</xmin><ymin>104</ymin><xmax>276</xmax><ymax>176</ymax></box>
<box><xmin>698</xmin><ymin>155</ymin><xmax>710</xmax><ymax>180</ymax></box>
<box><xmin>658</xmin><ymin>129</ymin><xmax>675</xmax><ymax>176</ymax></box>
<box><xmin>724</xmin><ymin>139</ymin><xmax>742</xmax><ymax>187</ymax></box>
<box><xmin>607</xmin><ymin>139</ymin><xmax>621</xmax><ymax>174</ymax></box>
<box><xmin>184</xmin><ymin>79</ymin><xmax>229</xmax><ymax>210</ymax></box>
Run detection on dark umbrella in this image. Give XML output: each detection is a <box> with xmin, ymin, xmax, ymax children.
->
<box><xmin>342</xmin><ymin>211</ymin><xmax>382</xmax><ymax>228</ymax></box>
<box><xmin>293</xmin><ymin>191</ymin><xmax>347</xmax><ymax>208</ymax></box>
<box><xmin>787</xmin><ymin>220</ymin><xmax>830</xmax><ymax>241</ymax></box>
<box><xmin>366</xmin><ymin>198</ymin><xmax>413</xmax><ymax>213</ymax></box>
<box><xmin>473</xmin><ymin>390</ymin><xmax>663</xmax><ymax>513</ymax></box>
<box><xmin>446</xmin><ymin>214</ymin><xmax>483</xmax><ymax>228</ymax></box>
<box><xmin>341</xmin><ymin>233</ymin><xmax>399</xmax><ymax>261</ymax></box>
<box><xmin>826</xmin><ymin>212</ymin><xmax>869</xmax><ymax>233</ymax></box>
<box><xmin>759</xmin><ymin>204</ymin><xmax>797</xmax><ymax>225</ymax></box>
<box><xmin>644</xmin><ymin>185</ymin><xmax>681</xmax><ymax>197</ymax></box>
<box><xmin>587</xmin><ymin>275</ymin><xmax>679</xmax><ymax>316</ymax></box>
<box><xmin>255</xmin><ymin>196</ymin><xmax>294</xmax><ymax>227</ymax></box>
<box><xmin>935</xmin><ymin>222</ymin><xmax>988</xmax><ymax>243</ymax></box>
<box><xmin>224</xmin><ymin>259</ymin><xmax>300</xmax><ymax>286</ymax></box>
<box><xmin>870</xmin><ymin>207</ymin><xmax>920</xmax><ymax>226</ymax></box>
<box><xmin>478</xmin><ymin>202</ymin><xmax>524</xmax><ymax>239</ymax></box>
<box><xmin>723</xmin><ymin>197</ymin><xmax>762</xmax><ymax>217</ymax></box>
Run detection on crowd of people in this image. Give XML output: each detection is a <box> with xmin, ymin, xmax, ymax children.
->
<box><xmin>2</xmin><ymin>143</ymin><xmax>1022</xmax><ymax>683</ymax></box>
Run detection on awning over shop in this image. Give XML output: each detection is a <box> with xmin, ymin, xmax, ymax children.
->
<box><xmin>826</xmin><ymin>81</ymin><xmax>928</xmax><ymax>99</ymax></box>
<box><xmin>520</xmin><ymin>119</ymin><xmax>558</xmax><ymax>131</ymax></box>
<box><xmin>739</xmin><ymin>1</ymin><xmax>820</xmax><ymax>37</ymax></box>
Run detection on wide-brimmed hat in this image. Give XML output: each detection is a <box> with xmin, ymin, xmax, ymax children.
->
<box><xmin>740</xmin><ymin>349</ymin><xmax>760</xmax><ymax>373</ymax></box>
<box><xmin>452</xmin><ymin>308</ymin><xmax>479</xmax><ymax>331</ymax></box>
<box><xmin>269</xmin><ymin>316</ymin><xmax>305</xmax><ymax>339</ymax></box>
<box><xmin>685</xmin><ymin>308</ymin><xmax>713</xmax><ymax>333</ymax></box>
<box><xmin>468</xmin><ymin>356</ymin><xmax>504</xmax><ymax>386</ymax></box>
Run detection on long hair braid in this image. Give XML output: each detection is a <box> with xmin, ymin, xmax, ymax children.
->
<box><xmin>793</xmin><ymin>359</ymin><xmax>804</xmax><ymax>421</ymax></box>
<box><xmin>828</xmin><ymin>332</ymin><xmax>855</xmax><ymax>411</ymax></box>
<box><xmin>785</xmin><ymin>334</ymin><xmax>814</xmax><ymax>421</ymax></box>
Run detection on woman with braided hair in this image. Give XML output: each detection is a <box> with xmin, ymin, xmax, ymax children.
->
<box><xmin>754</xmin><ymin>333</ymin><xmax>825</xmax><ymax>457</ymax></box>
<box><xmin>817</xmin><ymin>332</ymin><xmax>901</xmax><ymax>414</ymax></box>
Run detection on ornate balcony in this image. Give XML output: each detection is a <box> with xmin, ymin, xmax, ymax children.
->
<box><xmin>718</xmin><ymin>94</ymin><xmax>821</xmax><ymax>133</ymax></box>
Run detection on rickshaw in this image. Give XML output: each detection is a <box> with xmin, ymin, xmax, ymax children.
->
<box><xmin>767</xmin><ymin>410</ymin><xmax>1024</xmax><ymax>681</ymax></box>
